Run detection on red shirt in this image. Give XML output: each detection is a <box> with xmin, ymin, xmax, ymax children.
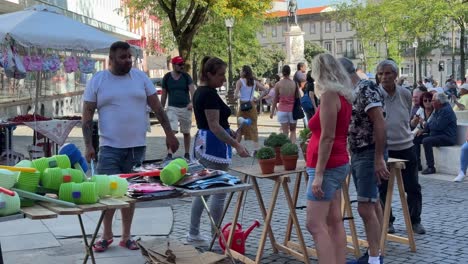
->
<box><xmin>306</xmin><ymin>95</ymin><xmax>352</xmax><ymax>168</ymax></box>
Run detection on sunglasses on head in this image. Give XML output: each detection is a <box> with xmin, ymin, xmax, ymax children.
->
<box><xmin>176</xmin><ymin>63</ymin><xmax>185</xmax><ymax>66</ymax></box>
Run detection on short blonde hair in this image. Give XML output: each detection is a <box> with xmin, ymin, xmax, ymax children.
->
<box><xmin>311</xmin><ymin>53</ymin><xmax>354</xmax><ymax>103</ymax></box>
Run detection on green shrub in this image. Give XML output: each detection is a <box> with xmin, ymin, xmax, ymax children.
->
<box><xmin>299</xmin><ymin>128</ymin><xmax>311</xmax><ymax>144</ymax></box>
<box><xmin>280</xmin><ymin>143</ymin><xmax>299</xmax><ymax>156</ymax></box>
<box><xmin>264</xmin><ymin>133</ymin><xmax>291</xmax><ymax>148</ymax></box>
<box><xmin>255</xmin><ymin>147</ymin><xmax>276</xmax><ymax>159</ymax></box>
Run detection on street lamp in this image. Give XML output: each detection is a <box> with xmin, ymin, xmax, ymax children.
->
<box><xmin>225</xmin><ymin>18</ymin><xmax>235</xmax><ymax>108</ymax></box>
<box><xmin>413</xmin><ymin>39</ymin><xmax>418</xmax><ymax>87</ymax></box>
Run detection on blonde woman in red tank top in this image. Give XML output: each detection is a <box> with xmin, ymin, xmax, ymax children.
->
<box><xmin>305</xmin><ymin>54</ymin><xmax>354</xmax><ymax>264</ymax></box>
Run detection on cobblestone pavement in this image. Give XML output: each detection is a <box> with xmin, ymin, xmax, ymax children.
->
<box><xmin>4</xmin><ymin>114</ymin><xmax>468</xmax><ymax>263</ymax></box>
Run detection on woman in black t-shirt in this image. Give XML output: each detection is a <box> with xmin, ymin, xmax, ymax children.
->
<box><xmin>187</xmin><ymin>56</ymin><xmax>249</xmax><ymax>243</ymax></box>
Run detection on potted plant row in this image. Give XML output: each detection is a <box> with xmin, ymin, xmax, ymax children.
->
<box><xmin>256</xmin><ymin>147</ymin><xmax>276</xmax><ymax>174</ymax></box>
<box><xmin>264</xmin><ymin>133</ymin><xmax>291</xmax><ymax>165</ymax></box>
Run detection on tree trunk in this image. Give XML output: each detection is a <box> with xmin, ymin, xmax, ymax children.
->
<box><xmin>459</xmin><ymin>20</ymin><xmax>466</xmax><ymax>81</ymax></box>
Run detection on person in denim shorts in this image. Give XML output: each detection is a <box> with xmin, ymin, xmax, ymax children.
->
<box><xmin>82</xmin><ymin>41</ymin><xmax>179</xmax><ymax>252</ymax></box>
<box><xmin>305</xmin><ymin>54</ymin><xmax>353</xmax><ymax>264</ymax></box>
<box><xmin>339</xmin><ymin>58</ymin><xmax>389</xmax><ymax>264</ymax></box>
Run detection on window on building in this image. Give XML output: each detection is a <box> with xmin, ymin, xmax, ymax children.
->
<box><xmin>310</xmin><ymin>22</ymin><xmax>316</xmax><ymax>34</ymax></box>
<box><xmin>325</xmin><ymin>22</ymin><xmax>331</xmax><ymax>33</ymax></box>
<box><xmin>336</xmin><ymin>22</ymin><xmax>342</xmax><ymax>32</ymax></box>
<box><xmin>283</xmin><ymin>24</ymin><xmax>287</xmax><ymax>34</ymax></box>
<box><xmin>346</xmin><ymin>22</ymin><xmax>352</xmax><ymax>31</ymax></box>
<box><xmin>324</xmin><ymin>41</ymin><xmax>332</xmax><ymax>52</ymax></box>
<box><xmin>336</xmin><ymin>41</ymin><xmax>343</xmax><ymax>54</ymax></box>
<box><xmin>272</xmin><ymin>26</ymin><xmax>277</xmax><ymax>37</ymax></box>
<box><xmin>345</xmin><ymin>40</ymin><xmax>354</xmax><ymax>57</ymax></box>
<box><xmin>261</xmin><ymin>28</ymin><xmax>266</xmax><ymax>38</ymax></box>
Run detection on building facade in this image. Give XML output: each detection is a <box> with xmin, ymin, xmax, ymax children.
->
<box><xmin>260</xmin><ymin>3</ymin><xmax>467</xmax><ymax>84</ymax></box>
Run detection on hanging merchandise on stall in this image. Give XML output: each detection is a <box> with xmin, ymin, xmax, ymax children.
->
<box><xmin>0</xmin><ymin>4</ymin><xmax>135</xmax><ymax>113</ymax></box>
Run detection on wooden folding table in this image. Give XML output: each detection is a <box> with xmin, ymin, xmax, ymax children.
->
<box><xmin>228</xmin><ymin>161</ymin><xmax>312</xmax><ymax>264</ymax></box>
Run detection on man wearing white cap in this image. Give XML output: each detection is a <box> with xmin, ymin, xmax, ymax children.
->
<box><xmin>161</xmin><ymin>56</ymin><xmax>196</xmax><ymax>161</ymax></box>
<box><xmin>453</xmin><ymin>84</ymin><xmax>468</xmax><ymax>111</ymax></box>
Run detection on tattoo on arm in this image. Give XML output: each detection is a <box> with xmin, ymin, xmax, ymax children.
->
<box><xmin>147</xmin><ymin>94</ymin><xmax>173</xmax><ymax>134</ymax></box>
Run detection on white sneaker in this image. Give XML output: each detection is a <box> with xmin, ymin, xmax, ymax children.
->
<box><xmin>186</xmin><ymin>233</ymin><xmax>209</xmax><ymax>244</ymax></box>
<box><xmin>453</xmin><ymin>173</ymin><xmax>465</xmax><ymax>182</ymax></box>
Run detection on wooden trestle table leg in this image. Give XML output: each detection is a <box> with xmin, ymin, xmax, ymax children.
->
<box><xmin>250</xmin><ymin>176</ymin><xmax>279</xmax><ymax>253</ymax></box>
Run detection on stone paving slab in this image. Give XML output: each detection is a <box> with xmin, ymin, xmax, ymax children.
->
<box><xmin>0</xmin><ymin>218</ymin><xmax>49</xmax><ymax>236</ymax></box>
<box><xmin>0</xmin><ymin>232</ymin><xmax>60</xmax><ymax>252</ymax></box>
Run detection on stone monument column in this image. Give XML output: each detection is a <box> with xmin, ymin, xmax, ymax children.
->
<box><xmin>285</xmin><ymin>24</ymin><xmax>305</xmax><ymax>69</ymax></box>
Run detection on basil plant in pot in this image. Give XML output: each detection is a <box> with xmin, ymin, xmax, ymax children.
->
<box><xmin>280</xmin><ymin>142</ymin><xmax>299</xmax><ymax>170</ymax></box>
<box><xmin>264</xmin><ymin>133</ymin><xmax>291</xmax><ymax>166</ymax></box>
<box><xmin>256</xmin><ymin>146</ymin><xmax>276</xmax><ymax>174</ymax></box>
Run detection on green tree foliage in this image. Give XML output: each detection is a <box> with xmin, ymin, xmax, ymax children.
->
<box><xmin>304</xmin><ymin>41</ymin><xmax>326</xmax><ymax>65</ymax></box>
<box><xmin>125</xmin><ymin>0</ymin><xmax>273</xmax><ymax>68</ymax></box>
<box><xmin>333</xmin><ymin>0</ymin><xmax>464</xmax><ymax>77</ymax></box>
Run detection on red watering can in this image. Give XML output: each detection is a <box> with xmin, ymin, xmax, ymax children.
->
<box><xmin>219</xmin><ymin>220</ymin><xmax>260</xmax><ymax>254</ymax></box>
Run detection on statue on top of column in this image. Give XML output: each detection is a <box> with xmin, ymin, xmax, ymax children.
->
<box><xmin>288</xmin><ymin>0</ymin><xmax>298</xmax><ymax>26</ymax></box>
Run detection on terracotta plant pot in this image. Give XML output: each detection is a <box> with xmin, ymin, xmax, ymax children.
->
<box><xmin>274</xmin><ymin>147</ymin><xmax>283</xmax><ymax>165</ymax></box>
<box><xmin>258</xmin><ymin>158</ymin><xmax>276</xmax><ymax>174</ymax></box>
<box><xmin>281</xmin><ymin>155</ymin><xmax>298</xmax><ymax>171</ymax></box>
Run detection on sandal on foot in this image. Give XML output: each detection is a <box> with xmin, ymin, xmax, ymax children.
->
<box><xmin>93</xmin><ymin>238</ymin><xmax>113</xmax><ymax>252</ymax></box>
<box><xmin>119</xmin><ymin>239</ymin><xmax>139</xmax><ymax>250</ymax></box>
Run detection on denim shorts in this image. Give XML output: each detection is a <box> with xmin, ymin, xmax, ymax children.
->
<box><xmin>306</xmin><ymin>164</ymin><xmax>349</xmax><ymax>201</ymax></box>
<box><xmin>96</xmin><ymin>146</ymin><xmax>146</xmax><ymax>174</ymax></box>
<box><xmin>350</xmin><ymin>148</ymin><xmax>387</xmax><ymax>203</ymax></box>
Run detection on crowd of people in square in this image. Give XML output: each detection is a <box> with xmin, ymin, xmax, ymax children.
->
<box><xmin>82</xmin><ymin>41</ymin><xmax>467</xmax><ymax>263</ymax></box>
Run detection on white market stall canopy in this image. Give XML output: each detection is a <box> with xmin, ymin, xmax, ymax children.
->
<box><xmin>0</xmin><ymin>5</ymin><xmax>119</xmax><ymax>52</ymax></box>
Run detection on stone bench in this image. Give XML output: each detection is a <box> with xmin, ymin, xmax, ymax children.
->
<box><xmin>415</xmin><ymin>121</ymin><xmax>467</xmax><ymax>176</ymax></box>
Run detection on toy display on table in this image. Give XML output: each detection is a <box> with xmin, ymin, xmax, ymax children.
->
<box><xmin>0</xmin><ymin>186</ymin><xmax>20</xmax><ymax>216</ymax></box>
<box><xmin>58</xmin><ymin>143</ymin><xmax>88</xmax><ymax>173</ymax></box>
<box><xmin>42</xmin><ymin>168</ymin><xmax>84</xmax><ymax>191</ymax></box>
<box><xmin>160</xmin><ymin>158</ymin><xmax>188</xmax><ymax>185</ymax></box>
<box><xmin>90</xmin><ymin>175</ymin><xmax>128</xmax><ymax>198</ymax></box>
<box><xmin>127</xmin><ymin>183</ymin><xmax>182</xmax><ymax>201</ymax></box>
<box><xmin>32</xmin><ymin>155</ymin><xmax>71</xmax><ymax>175</ymax></box>
<box><xmin>0</xmin><ymin>169</ymin><xmax>18</xmax><ymax>189</ymax></box>
<box><xmin>59</xmin><ymin>182</ymin><xmax>99</xmax><ymax>204</ymax></box>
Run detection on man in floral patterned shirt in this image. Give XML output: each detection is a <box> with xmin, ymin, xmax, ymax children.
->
<box><xmin>340</xmin><ymin>58</ymin><xmax>389</xmax><ymax>264</ymax></box>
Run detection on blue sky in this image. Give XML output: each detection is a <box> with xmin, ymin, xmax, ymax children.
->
<box><xmin>297</xmin><ymin>0</ymin><xmax>335</xmax><ymax>8</ymax></box>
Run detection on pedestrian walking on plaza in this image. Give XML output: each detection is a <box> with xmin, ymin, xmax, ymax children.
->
<box><xmin>270</xmin><ymin>65</ymin><xmax>299</xmax><ymax>143</ymax></box>
<box><xmin>81</xmin><ymin>41</ymin><xmax>179</xmax><ymax>252</ymax></box>
<box><xmin>305</xmin><ymin>54</ymin><xmax>353</xmax><ymax>264</ymax></box>
<box><xmin>339</xmin><ymin>57</ymin><xmax>389</xmax><ymax>264</ymax></box>
<box><xmin>188</xmin><ymin>56</ymin><xmax>250</xmax><ymax>243</ymax></box>
<box><xmin>376</xmin><ymin>59</ymin><xmax>426</xmax><ymax>235</ymax></box>
<box><xmin>234</xmin><ymin>65</ymin><xmax>267</xmax><ymax>150</ymax></box>
<box><xmin>161</xmin><ymin>56</ymin><xmax>196</xmax><ymax>161</ymax></box>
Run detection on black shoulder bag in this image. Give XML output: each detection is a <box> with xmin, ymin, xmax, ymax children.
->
<box><xmin>292</xmin><ymin>83</ymin><xmax>305</xmax><ymax>120</ymax></box>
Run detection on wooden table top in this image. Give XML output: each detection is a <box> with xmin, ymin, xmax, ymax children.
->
<box><xmin>20</xmin><ymin>197</ymin><xmax>132</xmax><ymax>220</ymax></box>
<box><xmin>230</xmin><ymin>160</ymin><xmax>306</xmax><ymax>178</ymax></box>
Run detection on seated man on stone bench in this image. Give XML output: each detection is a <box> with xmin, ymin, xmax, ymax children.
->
<box><xmin>414</xmin><ymin>92</ymin><xmax>457</xmax><ymax>174</ymax></box>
